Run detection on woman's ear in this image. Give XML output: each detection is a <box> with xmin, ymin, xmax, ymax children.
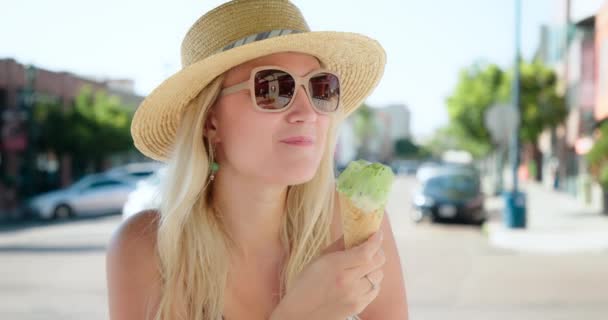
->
<box><xmin>203</xmin><ymin>110</ymin><xmax>221</xmax><ymax>144</ymax></box>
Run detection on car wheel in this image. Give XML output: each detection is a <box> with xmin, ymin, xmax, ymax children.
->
<box><xmin>53</xmin><ymin>204</ymin><xmax>74</xmax><ymax>219</ymax></box>
<box><xmin>471</xmin><ymin>217</ymin><xmax>486</xmax><ymax>226</ymax></box>
<box><xmin>469</xmin><ymin>210</ymin><xmax>487</xmax><ymax>226</ymax></box>
<box><xmin>430</xmin><ymin>213</ymin><xmax>441</xmax><ymax>224</ymax></box>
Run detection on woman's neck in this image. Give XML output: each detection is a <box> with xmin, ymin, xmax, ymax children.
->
<box><xmin>212</xmin><ymin>165</ymin><xmax>289</xmax><ymax>262</ymax></box>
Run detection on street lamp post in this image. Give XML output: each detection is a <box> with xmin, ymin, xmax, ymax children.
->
<box><xmin>504</xmin><ymin>0</ymin><xmax>527</xmax><ymax>229</ymax></box>
<box><xmin>511</xmin><ymin>0</ymin><xmax>521</xmax><ymax>193</ymax></box>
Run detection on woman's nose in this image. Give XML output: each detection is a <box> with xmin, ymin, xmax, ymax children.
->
<box><xmin>286</xmin><ymin>85</ymin><xmax>318</xmax><ymax>123</ymax></box>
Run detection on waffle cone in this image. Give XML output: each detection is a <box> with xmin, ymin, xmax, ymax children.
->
<box><xmin>339</xmin><ymin>193</ymin><xmax>384</xmax><ymax>249</ymax></box>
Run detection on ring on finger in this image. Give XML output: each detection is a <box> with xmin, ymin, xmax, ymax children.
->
<box><xmin>364</xmin><ymin>274</ymin><xmax>376</xmax><ymax>291</ymax></box>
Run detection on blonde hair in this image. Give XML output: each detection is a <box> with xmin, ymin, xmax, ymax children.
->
<box><xmin>152</xmin><ymin>68</ymin><xmax>345</xmax><ymax>320</ymax></box>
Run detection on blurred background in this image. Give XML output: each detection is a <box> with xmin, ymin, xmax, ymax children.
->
<box><xmin>1</xmin><ymin>0</ymin><xmax>607</xmax><ymax>319</ymax></box>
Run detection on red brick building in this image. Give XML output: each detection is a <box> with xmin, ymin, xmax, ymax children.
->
<box><xmin>597</xmin><ymin>2</ymin><xmax>608</xmax><ymax>121</ymax></box>
<box><xmin>0</xmin><ymin>58</ymin><xmax>143</xmax><ymax>216</ymax></box>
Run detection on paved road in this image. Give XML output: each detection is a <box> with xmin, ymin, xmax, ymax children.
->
<box><xmin>389</xmin><ymin>177</ymin><xmax>608</xmax><ymax>320</ymax></box>
<box><xmin>0</xmin><ymin>176</ymin><xmax>605</xmax><ymax>319</ymax></box>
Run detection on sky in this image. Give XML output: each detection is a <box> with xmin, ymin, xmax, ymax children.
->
<box><xmin>2</xmin><ymin>0</ymin><xmax>560</xmax><ymax>138</ymax></box>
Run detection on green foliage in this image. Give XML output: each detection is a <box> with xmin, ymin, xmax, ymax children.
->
<box><xmin>394</xmin><ymin>138</ymin><xmax>419</xmax><ymax>158</ymax></box>
<box><xmin>352</xmin><ymin>103</ymin><xmax>378</xmax><ymax>142</ymax></box>
<box><xmin>600</xmin><ymin>165</ymin><xmax>608</xmax><ymax>189</ymax></box>
<box><xmin>586</xmin><ymin>123</ymin><xmax>608</xmax><ymax>188</ymax></box>
<box><xmin>498</xmin><ymin>61</ymin><xmax>568</xmax><ymax>144</ymax></box>
<box><xmin>351</xmin><ymin>103</ymin><xmax>379</xmax><ymax>158</ymax></box>
<box><xmin>33</xmin><ymin>85</ymin><xmax>133</xmax><ymax>162</ymax></box>
<box><xmin>446</xmin><ymin>63</ymin><xmax>503</xmax><ymax>147</ymax></box>
<box><xmin>445</xmin><ymin>60</ymin><xmax>567</xmax><ymax>157</ymax></box>
<box><xmin>423</xmin><ymin>125</ymin><xmax>492</xmax><ymax>158</ymax></box>
<box><xmin>33</xmin><ymin>102</ymin><xmax>73</xmax><ymax>155</ymax></box>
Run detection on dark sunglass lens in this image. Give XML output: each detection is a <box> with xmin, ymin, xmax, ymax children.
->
<box><xmin>309</xmin><ymin>73</ymin><xmax>340</xmax><ymax>112</ymax></box>
<box><xmin>253</xmin><ymin>69</ymin><xmax>295</xmax><ymax>110</ymax></box>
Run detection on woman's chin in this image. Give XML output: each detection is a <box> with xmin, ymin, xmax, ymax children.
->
<box><xmin>276</xmin><ymin>169</ymin><xmax>318</xmax><ymax>186</ymax></box>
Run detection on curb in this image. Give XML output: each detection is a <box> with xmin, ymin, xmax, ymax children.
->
<box><xmin>483</xmin><ymin>221</ymin><xmax>608</xmax><ymax>254</ymax></box>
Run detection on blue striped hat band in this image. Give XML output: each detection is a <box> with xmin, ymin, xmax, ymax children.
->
<box><xmin>218</xmin><ymin>29</ymin><xmax>304</xmax><ymax>53</ymax></box>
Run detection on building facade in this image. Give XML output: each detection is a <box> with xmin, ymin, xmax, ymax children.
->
<box><xmin>597</xmin><ymin>1</ymin><xmax>608</xmax><ymax>121</ymax></box>
<box><xmin>0</xmin><ymin>58</ymin><xmax>143</xmax><ymax>216</ymax></box>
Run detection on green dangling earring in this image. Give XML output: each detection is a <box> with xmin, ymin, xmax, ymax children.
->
<box><xmin>210</xmin><ymin>161</ymin><xmax>219</xmax><ymax>181</ymax></box>
<box><xmin>207</xmin><ymin>136</ymin><xmax>219</xmax><ymax>181</ymax></box>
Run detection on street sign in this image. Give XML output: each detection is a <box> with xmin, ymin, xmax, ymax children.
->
<box><xmin>484</xmin><ymin>103</ymin><xmax>520</xmax><ymax>146</ymax></box>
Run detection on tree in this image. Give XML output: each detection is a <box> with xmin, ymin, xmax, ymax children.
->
<box><xmin>394</xmin><ymin>138</ymin><xmax>419</xmax><ymax>158</ymax></box>
<box><xmin>352</xmin><ymin>103</ymin><xmax>379</xmax><ymax>159</ymax></box>
<box><xmin>424</xmin><ymin>125</ymin><xmax>491</xmax><ymax>158</ymax></box>
<box><xmin>586</xmin><ymin>122</ymin><xmax>608</xmax><ymax>214</ymax></box>
<box><xmin>71</xmin><ymin>86</ymin><xmax>133</xmax><ymax>166</ymax></box>
<box><xmin>445</xmin><ymin>61</ymin><xmax>567</xmax><ymax>180</ymax></box>
<box><xmin>33</xmin><ymin>85</ymin><xmax>134</xmax><ymax>176</ymax></box>
<box><xmin>446</xmin><ymin>62</ymin><xmax>503</xmax><ymax>157</ymax></box>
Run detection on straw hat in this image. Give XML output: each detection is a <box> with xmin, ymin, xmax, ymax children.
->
<box><xmin>130</xmin><ymin>0</ymin><xmax>386</xmax><ymax>162</ymax></box>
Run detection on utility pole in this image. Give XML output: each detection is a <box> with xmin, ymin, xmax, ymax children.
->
<box><xmin>504</xmin><ymin>0</ymin><xmax>527</xmax><ymax>229</ymax></box>
<box><xmin>511</xmin><ymin>0</ymin><xmax>521</xmax><ymax>194</ymax></box>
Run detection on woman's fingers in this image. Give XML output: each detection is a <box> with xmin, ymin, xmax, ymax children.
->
<box><xmin>338</xmin><ymin>231</ymin><xmax>383</xmax><ymax>269</ymax></box>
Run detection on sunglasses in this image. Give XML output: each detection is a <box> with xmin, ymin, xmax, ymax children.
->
<box><xmin>220</xmin><ymin>65</ymin><xmax>341</xmax><ymax>114</ymax></box>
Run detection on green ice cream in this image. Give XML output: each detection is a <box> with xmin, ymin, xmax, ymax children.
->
<box><xmin>336</xmin><ymin>160</ymin><xmax>395</xmax><ymax>213</ymax></box>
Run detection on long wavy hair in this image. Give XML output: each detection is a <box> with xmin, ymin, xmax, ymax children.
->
<box><xmin>152</xmin><ymin>64</ymin><xmax>345</xmax><ymax>320</ymax></box>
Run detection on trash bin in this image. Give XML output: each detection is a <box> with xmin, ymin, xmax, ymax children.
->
<box><xmin>503</xmin><ymin>191</ymin><xmax>526</xmax><ymax>228</ymax></box>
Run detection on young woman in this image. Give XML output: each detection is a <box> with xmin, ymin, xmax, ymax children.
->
<box><xmin>106</xmin><ymin>1</ymin><xmax>408</xmax><ymax>319</ymax></box>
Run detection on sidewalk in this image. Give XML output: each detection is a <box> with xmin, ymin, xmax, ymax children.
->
<box><xmin>483</xmin><ymin>182</ymin><xmax>608</xmax><ymax>254</ymax></box>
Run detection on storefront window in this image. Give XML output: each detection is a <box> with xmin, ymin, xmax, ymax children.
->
<box><xmin>600</xmin><ymin>38</ymin><xmax>608</xmax><ymax>99</ymax></box>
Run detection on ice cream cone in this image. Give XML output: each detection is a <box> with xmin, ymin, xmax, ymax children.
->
<box><xmin>336</xmin><ymin>159</ymin><xmax>394</xmax><ymax>248</ymax></box>
<box><xmin>339</xmin><ymin>192</ymin><xmax>384</xmax><ymax>249</ymax></box>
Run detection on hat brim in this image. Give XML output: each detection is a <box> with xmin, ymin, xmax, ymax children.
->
<box><xmin>130</xmin><ymin>31</ymin><xmax>386</xmax><ymax>162</ymax></box>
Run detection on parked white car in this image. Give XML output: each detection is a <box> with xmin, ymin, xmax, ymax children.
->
<box><xmin>122</xmin><ymin>166</ymin><xmax>167</xmax><ymax>220</ymax></box>
<box><xmin>104</xmin><ymin>161</ymin><xmax>163</xmax><ymax>183</ymax></box>
<box><xmin>24</xmin><ymin>173</ymin><xmax>136</xmax><ymax>220</ymax></box>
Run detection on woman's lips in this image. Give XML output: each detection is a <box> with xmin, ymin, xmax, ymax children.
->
<box><xmin>280</xmin><ymin>136</ymin><xmax>315</xmax><ymax>146</ymax></box>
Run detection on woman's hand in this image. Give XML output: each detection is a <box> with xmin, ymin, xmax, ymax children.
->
<box><xmin>271</xmin><ymin>231</ymin><xmax>385</xmax><ymax>320</ymax></box>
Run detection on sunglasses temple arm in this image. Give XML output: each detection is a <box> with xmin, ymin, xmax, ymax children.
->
<box><xmin>220</xmin><ymin>82</ymin><xmax>249</xmax><ymax>96</ymax></box>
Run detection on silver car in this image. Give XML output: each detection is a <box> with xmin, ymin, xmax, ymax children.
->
<box><xmin>122</xmin><ymin>166</ymin><xmax>166</xmax><ymax>220</ymax></box>
<box><xmin>104</xmin><ymin>162</ymin><xmax>163</xmax><ymax>183</ymax></box>
<box><xmin>24</xmin><ymin>173</ymin><xmax>137</xmax><ymax>220</ymax></box>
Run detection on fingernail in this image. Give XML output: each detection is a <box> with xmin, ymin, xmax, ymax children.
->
<box><xmin>379</xmin><ymin>231</ymin><xmax>384</xmax><ymax>240</ymax></box>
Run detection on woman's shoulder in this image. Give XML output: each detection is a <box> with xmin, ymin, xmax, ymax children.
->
<box><xmin>107</xmin><ymin>209</ymin><xmax>161</xmax><ymax>258</ymax></box>
<box><xmin>106</xmin><ymin>210</ymin><xmax>162</xmax><ymax>319</ymax></box>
